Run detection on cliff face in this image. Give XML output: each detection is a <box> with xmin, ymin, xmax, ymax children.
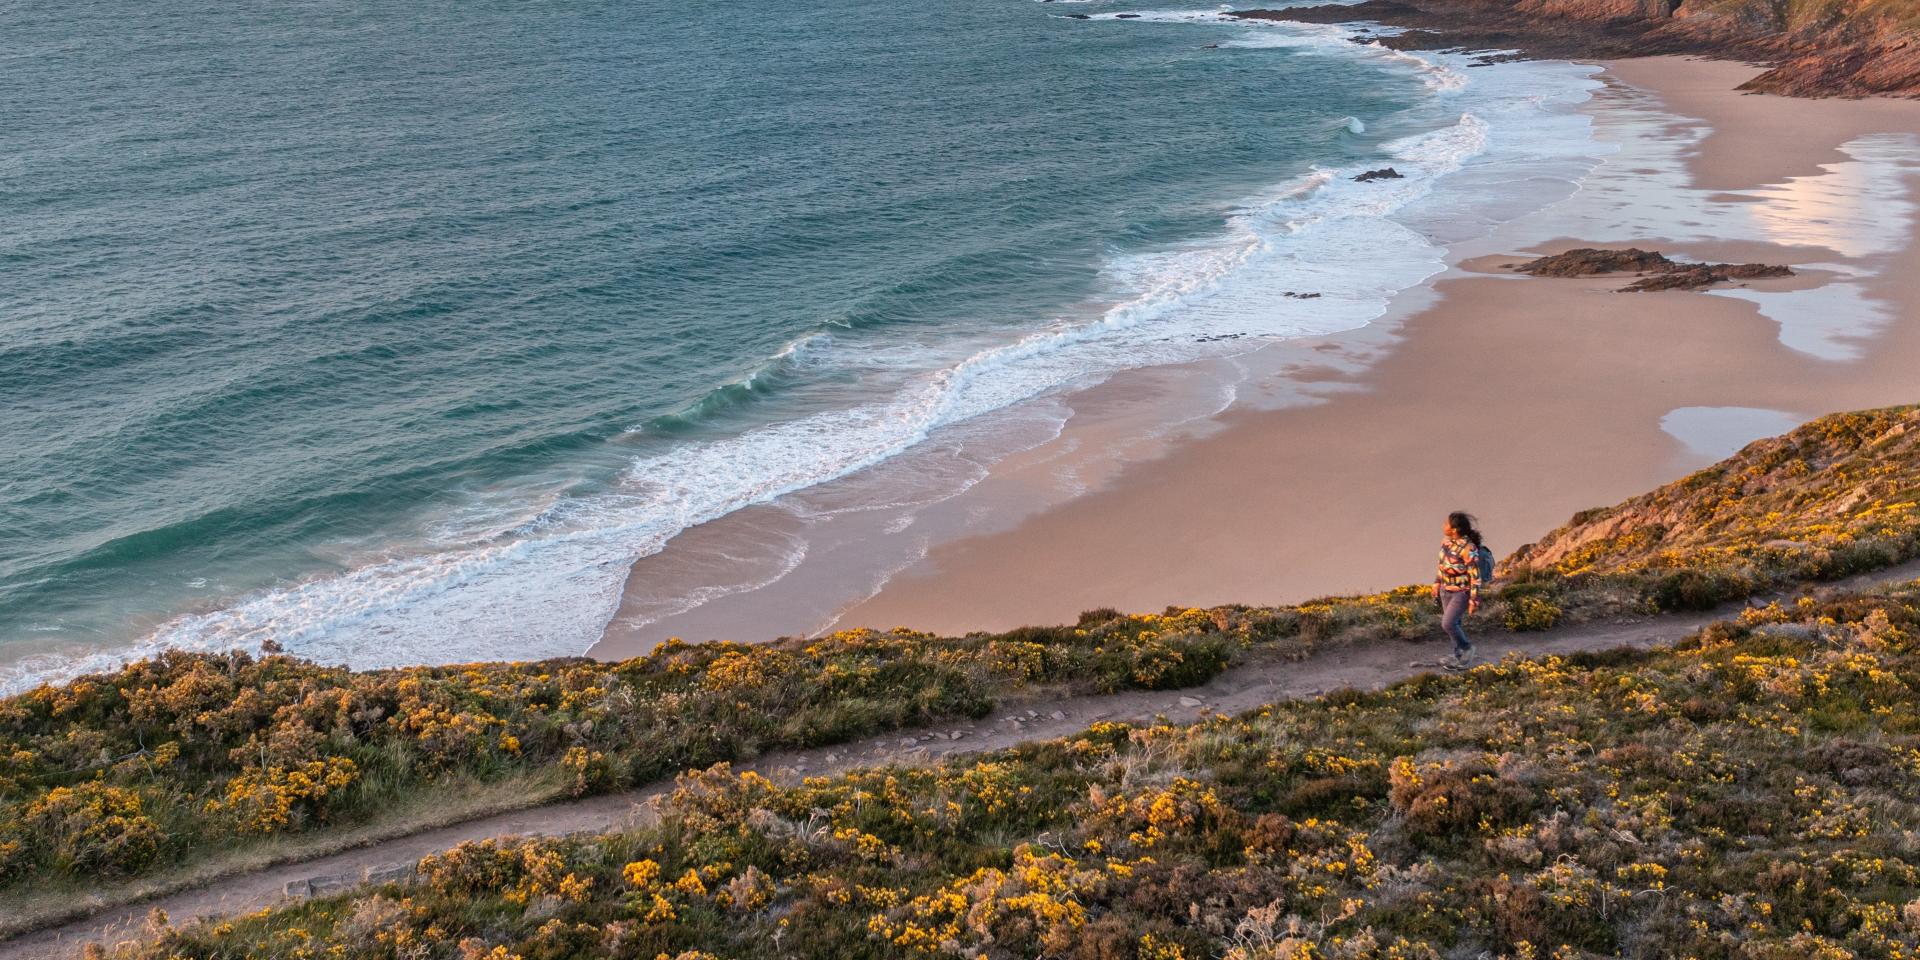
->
<box><xmin>1748</xmin><ymin>38</ymin><xmax>1920</xmax><ymax>96</ymax></box>
<box><xmin>1669</xmin><ymin>0</ymin><xmax>1920</xmax><ymax>94</ymax></box>
<box><xmin>1517</xmin><ymin>0</ymin><xmax>1679</xmax><ymax>22</ymax></box>
<box><xmin>1234</xmin><ymin>0</ymin><xmax>1920</xmax><ymax>96</ymax></box>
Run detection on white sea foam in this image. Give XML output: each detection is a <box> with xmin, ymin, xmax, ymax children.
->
<box><xmin>1124</xmin><ymin>13</ymin><xmax>1470</xmax><ymax>93</ymax></box>
<box><xmin>0</xmin><ymin>18</ymin><xmax>1611</xmax><ymax>695</ymax></box>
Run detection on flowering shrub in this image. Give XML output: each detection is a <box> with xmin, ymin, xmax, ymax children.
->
<box><xmin>1501</xmin><ymin>593</ymin><xmax>1563</xmax><ymax>632</ymax></box>
<box><xmin>1386</xmin><ymin>755</ymin><xmax>1534</xmax><ymax>838</ymax></box>
<box><xmin>0</xmin><ymin>608</ymin><xmax>1301</xmax><ymax>902</ymax></box>
<box><xmin>203</xmin><ymin>757</ymin><xmax>359</xmax><ymax>834</ymax></box>
<box><xmin>100</xmin><ymin>581</ymin><xmax>1920</xmax><ymax>959</ymax></box>
<box><xmin>22</xmin><ymin>781</ymin><xmax>164</xmax><ymax>877</ymax></box>
<box><xmin>18</xmin><ymin>404</ymin><xmax>1920</xmax><ymax>925</ymax></box>
<box><xmin>1514</xmin><ymin>405</ymin><xmax>1920</xmax><ymax>611</ymax></box>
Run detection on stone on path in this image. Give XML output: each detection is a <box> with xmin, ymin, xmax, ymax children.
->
<box><xmin>364</xmin><ymin>862</ymin><xmax>415</xmax><ymax>885</ymax></box>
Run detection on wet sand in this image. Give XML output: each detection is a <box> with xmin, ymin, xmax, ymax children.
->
<box><xmin>591</xmin><ymin>55</ymin><xmax>1920</xmax><ymax>654</ymax></box>
<box><xmin>821</xmin><ymin>56</ymin><xmax>1920</xmax><ymax>636</ymax></box>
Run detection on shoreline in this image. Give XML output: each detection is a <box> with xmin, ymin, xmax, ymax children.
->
<box><xmin>591</xmin><ymin>55</ymin><xmax>1920</xmax><ymax>655</ymax></box>
<box><xmin>587</xmin><ymin>39</ymin><xmax>1613</xmax><ymax>656</ymax></box>
<box><xmin>25</xmin><ymin>51</ymin><xmax>1909</xmax><ymax>685</ymax></box>
<box><xmin>786</xmin><ymin>56</ymin><xmax>1920</xmax><ymax>639</ymax></box>
<box><xmin>0</xmin><ymin>10</ymin><xmax>1610</xmax><ymax>695</ymax></box>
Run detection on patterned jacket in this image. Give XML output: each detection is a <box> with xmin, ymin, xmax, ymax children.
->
<box><xmin>1436</xmin><ymin>536</ymin><xmax>1486</xmax><ymax>601</ymax></box>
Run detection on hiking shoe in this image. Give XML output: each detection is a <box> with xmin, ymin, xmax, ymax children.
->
<box><xmin>1444</xmin><ymin>649</ymin><xmax>1476</xmax><ymax>671</ymax></box>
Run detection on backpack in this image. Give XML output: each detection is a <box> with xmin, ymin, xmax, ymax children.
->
<box><xmin>1475</xmin><ymin>544</ymin><xmax>1496</xmax><ymax>584</ymax></box>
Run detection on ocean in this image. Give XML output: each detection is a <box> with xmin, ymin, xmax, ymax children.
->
<box><xmin>0</xmin><ymin>0</ymin><xmax>1604</xmax><ymax>691</ymax></box>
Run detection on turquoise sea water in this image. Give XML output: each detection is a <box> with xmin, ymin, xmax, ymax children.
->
<box><xmin>0</xmin><ymin>0</ymin><xmax>1599</xmax><ymax>687</ymax></box>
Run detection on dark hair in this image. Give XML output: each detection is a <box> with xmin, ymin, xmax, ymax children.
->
<box><xmin>1447</xmin><ymin>511</ymin><xmax>1483</xmax><ymax>548</ymax></box>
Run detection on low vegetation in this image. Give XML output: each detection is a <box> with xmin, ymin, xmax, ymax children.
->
<box><xmin>1508</xmin><ymin>405</ymin><xmax>1920</xmax><ymax>612</ymax></box>
<box><xmin>108</xmin><ymin>578</ymin><xmax>1920</xmax><ymax>958</ymax></box>
<box><xmin>7</xmin><ymin>405</ymin><xmax>1920</xmax><ymax>934</ymax></box>
<box><xmin>0</xmin><ymin>611</ymin><xmax>1254</xmax><ymax>923</ymax></box>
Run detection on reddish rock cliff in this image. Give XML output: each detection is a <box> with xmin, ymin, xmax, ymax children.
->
<box><xmin>1233</xmin><ymin>0</ymin><xmax>1920</xmax><ymax>97</ymax></box>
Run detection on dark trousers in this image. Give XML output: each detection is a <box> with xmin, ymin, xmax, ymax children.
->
<box><xmin>1439</xmin><ymin>589</ymin><xmax>1472</xmax><ymax>655</ymax></box>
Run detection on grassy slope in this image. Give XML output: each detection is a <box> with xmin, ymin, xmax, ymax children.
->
<box><xmin>9</xmin><ymin>405</ymin><xmax>1920</xmax><ymax>936</ymax></box>
<box><xmin>110</xmin><ymin>580</ymin><xmax>1920</xmax><ymax>959</ymax></box>
<box><xmin>1511</xmin><ymin>405</ymin><xmax>1920</xmax><ymax>599</ymax></box>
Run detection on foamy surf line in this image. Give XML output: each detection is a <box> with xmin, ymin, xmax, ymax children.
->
<box><xmin>0</xmin><ymin>21</ymin><xmax>1608</xmax><ymax>697</ymax></box>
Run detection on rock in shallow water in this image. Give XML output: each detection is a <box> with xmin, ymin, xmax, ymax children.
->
<box><xmin>1514</xmin><ymin>247</ymin><xmax>1793</xmax><ymax>291</ymax></box>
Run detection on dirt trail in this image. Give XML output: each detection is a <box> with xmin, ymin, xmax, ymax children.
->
<box><xmin>10</xmin><ymin>561</ymin><xmax>1920</xmax><ymax>960</ymax></box>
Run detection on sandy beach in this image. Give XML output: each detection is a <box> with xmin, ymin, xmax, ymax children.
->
<box><xmin>593</xmin><ymin>55</ymin><xmax>1920</xmax><ymax>653</ymax></box>
<box><xmin>821</xmin><ymin>57</ymin><xmax>1920</xmax><ymax>635</ymax></box>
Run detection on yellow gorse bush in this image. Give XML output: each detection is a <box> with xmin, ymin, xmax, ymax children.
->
<box><xmin>19</xmin><ymin>403</ymin><xmax>1920</xmax><ymax>921</ymax></box>
<box><xmin>100</xmin><ymin>580</ymin><xmax>1920</xmax><ymax>959</ymax></box>
<box><xmin>202</xmin><ymin>757</ymin><xmax>359</xmax><ymax>834</ymax></box>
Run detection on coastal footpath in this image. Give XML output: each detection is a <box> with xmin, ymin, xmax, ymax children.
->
<box><xmin>5</xmin><ymin>404</ymin><xmax>1920</xmax><ymax>956</ymax></box>
<box><xmin>8</xmin><ymin>5</ymin><xmax>1920</xmax><ymax>955</ymax></box>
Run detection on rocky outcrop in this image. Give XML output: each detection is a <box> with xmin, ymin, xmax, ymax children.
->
<box><xmin>1233</xmin><ymin>0</ymin><xmax>1763</xmax><ymax>63</ymax></box>
<box><xmin>1230</xmin><ymin>0</ymin><xmax>1920</xmax><ymax>98</ymax></box>
<box><xmin>1516</xmin><ymin>0</ymin><xmax>1678</xmax><ymax>21</ymax></box>
<box><xmin>1513</xmin><ymin>247</ymin><xmax>1793</xmax><ymax>290</ymax></box>
<box><xmin>1516</xmin><ymin>247</ymin><xmax>1677</xmax><ymax>276</ymax></box>
<box><xmin>1620</xmin><ymin>262</ymin><xmax>1794</xmax><ymax>291</ymax></box>
<box><xmin>1744</xmin><ymin>41</ymin><xmax>1920</xmax><ymax>96</ymax></box>
<box><xmin>1353</xmin><ymin>167</ymin><xmax>1405</xmax><ymax>182</ymax></box>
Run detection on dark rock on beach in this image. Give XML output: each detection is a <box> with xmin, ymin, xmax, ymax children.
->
<box><xmin>1115</xmin><ymin>12</ymin><xmax>1141</xmax><ymax>17</ymax></box>
<box><xmin>1514</xmin><ymin>247</ymin><xmax>1793</xmax><ymax>291</ymax></box>
<box><xmin>1353</xmin><ymin>167</ymin><xmax>1404</xmax><ymax>182</ymax></box>
<box><xmin>1517</xmin><ymin>247</ymin><xmax>1677</xmax><ymax>277</ymax></box>
<box><xmin>1621</xmin><ymin>262</ymin><xmax>1794</xmax><ymax>291</ymax></box>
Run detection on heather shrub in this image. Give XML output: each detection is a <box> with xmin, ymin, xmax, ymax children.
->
<box><xmin>1649</xmin><ymin>568</ymin><xmax>1749</xmax><ymax>611</ymax></box>
<box><xmin>1387</xmin><ymin>755</ymin><xmax>1535</xmax><ymax>839</ymax></box>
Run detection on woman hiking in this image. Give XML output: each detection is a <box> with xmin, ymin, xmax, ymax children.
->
<box><xmin>1434</xmin><ymin>511</ymin><xmax>1489</xmax><ymax>670</ymax></box>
